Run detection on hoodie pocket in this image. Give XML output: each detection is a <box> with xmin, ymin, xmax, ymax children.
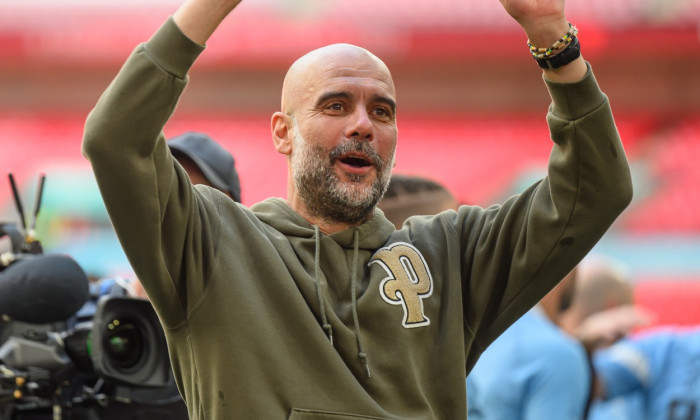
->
<box><xmin>288</xmin><ymin>408</ymin><xmax>391</xmax><ymax>420</ymax></box>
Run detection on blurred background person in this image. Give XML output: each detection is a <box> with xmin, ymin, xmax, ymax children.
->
<box><xmin>466</xmin><ymin>267</ymin><xmax>591</xmax><ymax>420</ymax></box>
<box><xmin>559</xmin><ymin>256</ymin><xmax>652</xmax><ymax>419</ymax></box>
<box><xmin>466</xmin><ymin>254</ymin><xmax>651</xmax><ymax>420</ymax></box>
<box><xmin>467</xmin><ymin>256</ymin><xmax>653</xmax><ymax>420</ymax></box>
<box><xmin>167</xmin><ymin>131</ymin><xmax>242</xmax><ymax>203</ymax></box>
<box><xmin>378</xmin><ymin>174</ymin><xmax>459</xmax><ymax>229</ymax></box>
<box><xmin>591</xmin><ymin>325</ymin><xmax>700</xmax><ymax>420</ymax></box>
<box><xmin>573</xmin><ymin>259</ymin><xmax>700</xmax><ymax>420</ymax></box>
<box><xmin>561</xmin><ymin>256</ymin><xmax>649</xmax><ymax>354</ymax></box>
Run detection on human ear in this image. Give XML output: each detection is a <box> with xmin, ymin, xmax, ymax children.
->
<box><xmin>271</xmin><ymin>112</ymin><xmax>293</xmax><ymax>155</ymax></box>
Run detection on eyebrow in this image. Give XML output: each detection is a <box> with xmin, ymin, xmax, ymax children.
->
<box><xmin>315</xmin><ymin>91</ymin><xmax>352</xmax><ymax>108</ymax></box>
<box><xmin>371</xmin><ymin>94</ymin><xmax>397</xmax><ymax>115</ymax></box>
<box><xmin>315</xmin><ymin>91</ymin><xmax>397</xmax><ymax>114</ymax></box>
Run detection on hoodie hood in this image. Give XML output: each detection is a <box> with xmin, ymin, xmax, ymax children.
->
<box><xmin>252</xmin><ymin>197</ymin><xmax>396</xmax><ymax>249</ymax></box>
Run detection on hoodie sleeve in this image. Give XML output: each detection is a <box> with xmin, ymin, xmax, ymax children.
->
<box><xmin>461</xmin><ymin>64</ymin><xmax>633</xmax><ymax>366</ymax></box>
<box><xmin>82</xmin><ymin>18</ymin><xmax>215</xmax><ymax>327</ymax></box>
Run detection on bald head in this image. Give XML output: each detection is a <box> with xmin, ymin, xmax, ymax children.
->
<box><xmin>574</xmin><ymin>258</ymin><xmax>634</xmax><ymax>318</ymax></box>
<box><xmin>270</xmin><ymin>43</ymin><xmax>399</xmax><ymax>232</ymax></box>
<box><xmin>281</xmin><ymin>43</ymin><xmax>395</xmax><ymax>115</ymax></box>
<box><xmin>559</xmin><ymin>257</ymin><xmax>634</xmax><ymax>331</ymax></box>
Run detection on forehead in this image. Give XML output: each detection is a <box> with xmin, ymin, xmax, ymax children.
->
<box><xmin>319</xmin><ymin>67</ymin><xmax>393</xmax><ymax>92</ymax></box>
<box><xmin>300</xmin><ymin>49</ymin><xmax>395</xmax><ymax>102</ymax></box>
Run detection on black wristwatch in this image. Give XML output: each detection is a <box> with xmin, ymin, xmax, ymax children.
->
<box><xmin>534</xmin><ymin>37</ymin><xmax>581</xmax><ymax>70</ymax></box>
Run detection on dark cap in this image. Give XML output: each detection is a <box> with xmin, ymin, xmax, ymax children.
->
<box><xmin>167</xmin><ymin>132</ymin><xmax>241</xmax><ymax>202</ymax></box>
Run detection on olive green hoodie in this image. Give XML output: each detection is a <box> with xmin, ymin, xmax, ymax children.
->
<box><xmin>82</xmin><ymin>17</ymin><xmax>632</xmax><ymax>420</ymax></box>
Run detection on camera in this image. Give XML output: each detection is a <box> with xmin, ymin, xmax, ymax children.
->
<box><xmin>0</xmin><ymin>174</ymin><xmax>187</xmax><ymax>420</ymax></box>
<box><xmin>0</xmin><ymin>294</ymin><xmax>182</xmax><ymax>420</ymax></box>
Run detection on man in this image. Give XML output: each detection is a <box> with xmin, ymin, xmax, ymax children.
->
<box><xmin>592</xmin><ymin>326</ymin><xmax>700</xmax><ymax>420</ymax></box>
<box><xmin>467</xmin><ymin>256</ymin><xmax>648</xmax><ymax>420</ymax></box>
<box><xmin>167</xmin><ymin>131</ymin><xmax>242</xmax><ymax>202</ymax></box>
<box><xmin>567</xmin><ymin>259</ymin><xmax>696</xmax><ymax>420</ymax></box>
<box><xmin>82</xmin><ymin>0</ymin><xmax>633</xmax><ymax>418</ymax></box>
<box><xmin>560</xmin><ymin>256</ymin><xmax>645</xmax><ymax>352</ymax></box>
<box><xmin>467</xmin><ymin>268</ymin><xmax>591</xmax><ymax>419</ymax></box>
<box><xmin>378</xmin><ymin>174</ymin><xmax>459</xmax><ymax>229</ymax></box>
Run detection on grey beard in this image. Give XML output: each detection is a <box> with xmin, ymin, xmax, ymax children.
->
<box><xmin>291</xmin><ymin>131</ymin><xmax>393</xmax><ymax>226</ymax></box>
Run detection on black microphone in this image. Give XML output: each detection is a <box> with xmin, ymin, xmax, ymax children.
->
<box><xmin>0</xmin><ymin>254</ymin><xmax>90</xmax><ymax>324</ymax></box>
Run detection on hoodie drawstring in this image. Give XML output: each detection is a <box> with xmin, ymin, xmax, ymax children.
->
<box><xmin>313</xmin><ymin>225</ymin><xmax>333</xmax><ymax>345</ymax></box>
<box><xmin>351</xmin><ymin>229</ymin><xmax>371</xmax><ymax>378</ymax></box>
<box><xmin>312</xmin><ymin>226</ymin><xmax>371</xmax><ymax>378</ymax></box>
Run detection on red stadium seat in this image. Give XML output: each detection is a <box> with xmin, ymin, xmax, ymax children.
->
<box><xmin>634</xmin><ymin>280</ymin><xmax>700</xmax><ymax>331</ymax></box>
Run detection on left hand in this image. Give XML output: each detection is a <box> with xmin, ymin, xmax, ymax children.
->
<box><xmin>497</xmin><ymin>0</ymin><xmax>568</xmax><ymax>48</ymax></box>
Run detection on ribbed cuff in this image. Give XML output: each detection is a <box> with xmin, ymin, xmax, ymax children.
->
<box><xmin>143</xmin><ymin>16</ymin><xmax>206</xmax><ymax>79</ymax></box>
<box><xmin>544</xmin><ymin>62</ymin><xmax>607</xmax><ymax>120</ymax></box>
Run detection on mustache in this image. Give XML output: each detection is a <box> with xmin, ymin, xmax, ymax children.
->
<box><xmin>328</xmin><ymin>140</ymin><xmax>384</xmax><ymax>168</ymax></box>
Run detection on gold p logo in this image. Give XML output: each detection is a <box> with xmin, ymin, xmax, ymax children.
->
<box><xmin>369</xmin><ymin>242</ymin><xmax>433</xmax><ymax>328</ymax></box>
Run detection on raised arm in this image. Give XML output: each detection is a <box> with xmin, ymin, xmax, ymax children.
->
<box><xmin>82</xmin><ymin>0</ymin><xmax>245</xmax><ymax>328</ymax></box>
<box><xmin>499</xmin><ymin>0</ymin><xmax>587</xmax><ymax>82</ymax></box>
<box><xmin>463</xmin><ymin>1</ymin><xmax>633</xmax><ymax>363</ymax></box>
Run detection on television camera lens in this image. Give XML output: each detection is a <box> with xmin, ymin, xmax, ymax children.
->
<box><xmin>92</xmin><ymin>297</ymin><xmax>172</xmax><ymax>388</ymax></box>
<box><xmin>104</xmin><ymin>318</ymin><xmax>144</xmax><ymax>371</ymax></box>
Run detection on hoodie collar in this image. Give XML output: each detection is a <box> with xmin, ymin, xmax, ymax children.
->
<box><xmin>252</xmin><ymin>197</ymin><xmax>395</xmax><ymax>247</ymax></box>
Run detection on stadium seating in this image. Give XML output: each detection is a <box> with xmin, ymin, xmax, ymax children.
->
<box><xmin>623</xmin><ymin>117</ymin><xmax>700</xmax><ymax>232</ymax></box>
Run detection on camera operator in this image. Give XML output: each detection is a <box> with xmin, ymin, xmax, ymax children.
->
<box><xmin>168</xmin><ymin>131</ymin><xmax>241</xmax><ymax>203</ymax></box>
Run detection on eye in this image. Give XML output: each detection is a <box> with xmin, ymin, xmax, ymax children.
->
<box><xmin>326</xmin><ymin>102</ymin><xmax>345</xmax><ymax>112</ymax></box>
<box><xmin>372</xmin><ymin>106</ymin><xmax>394</xmax><ymax>120</ymax></box>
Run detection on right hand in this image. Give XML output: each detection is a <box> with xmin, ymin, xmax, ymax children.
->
<box><xmin>576</xmin><ymin>305</ymin><xmax>656</xmax><ymax>353</ymax></box>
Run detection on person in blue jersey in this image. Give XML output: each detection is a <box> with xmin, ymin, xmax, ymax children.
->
<box><xmin>558</xmin><ymin>256</ymin><xmax>647</xmax><ymax>420</ymax></box>
<box><xmin>555</xmin><ymin>254</ymin><xmax>657</xmax><ymax>420</ymax></box>
<box><xmin>592</xmin><ymin>327</ymin><xmax>700</xmax><ymax>420</ymax></box>
<box><xmin>560</xmin><ymin>256</ymin><xmax>648</xmax><ymax>355</ymax></box>
<box><xmin>467</xmin><ymin>267</ymin><xmax>591</xmax><ymax>420</ymax></box>
<box><xmin>588</xmin><ymin>386</ymin><xmax>644</xmax><ymax>420</ymax></box>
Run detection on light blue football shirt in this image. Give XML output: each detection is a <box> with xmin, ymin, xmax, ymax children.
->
<box><xmin>594</xmin><ymin>327</ymin><xmax>700</xmax><ymax>420</ymax></box>
<box><xmin>467</xmin><ymin>306</ymin><xmax>591</xmax><ymax>420</ymax></box>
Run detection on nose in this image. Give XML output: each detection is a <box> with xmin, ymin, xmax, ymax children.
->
<box><xmin>345</xmin><ymin>106</ymin><xmax>373</xmax><ymax>141</ymax></box>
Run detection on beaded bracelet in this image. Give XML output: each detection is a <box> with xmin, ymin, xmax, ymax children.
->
<box><xmin>527</xmin><ymin>23</ymin><xmax>579</xmax><ymax>59</ymax></box>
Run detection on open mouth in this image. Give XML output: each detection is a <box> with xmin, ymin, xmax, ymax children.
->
<box><xmin>338</xmin><ymin>154</ymin><xmax>373</xmax><ymax>169</ymax></box>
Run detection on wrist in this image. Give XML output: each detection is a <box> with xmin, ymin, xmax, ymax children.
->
<box><xmin>523</xmin><ymin>18</ymin><xmax>570</xmax><ymax>48</ymax></box>
<box><xmin>526</xmin><ymin>22</ymin><xmax>586</xmax><ymax>79</ymax></box>
<box><xmin>542</xmin><ymin>57</ymin><xmax>587</xmax><ymax>83</ymax></box>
